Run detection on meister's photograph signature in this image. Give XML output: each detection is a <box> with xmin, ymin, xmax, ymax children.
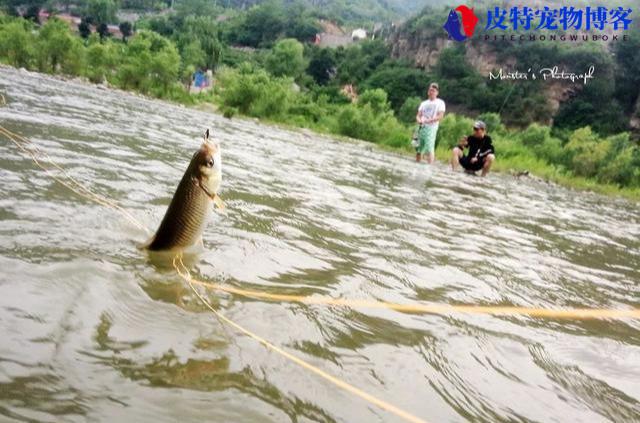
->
<box><xmin>489</xmin><ymin>66</ymin><xmax>595</xmax><ymax>84</ymax></box>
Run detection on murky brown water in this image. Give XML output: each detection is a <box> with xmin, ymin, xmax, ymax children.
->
<box><xmin>1</xmin><ymin>66</ymin><xmax>639</xmax><ymax>422</ymax></box>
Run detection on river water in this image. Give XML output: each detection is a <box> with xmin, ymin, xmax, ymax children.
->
<box><xmin>1</xmin><ymin>66</ymin><xmax>639</xmax><ymax>422</ymax></box>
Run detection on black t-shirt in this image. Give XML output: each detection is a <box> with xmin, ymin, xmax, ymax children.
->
<box><xmin>465</xmin><ymin>134</ymin><xmax>494</xmax><ymax>159</ymax></box>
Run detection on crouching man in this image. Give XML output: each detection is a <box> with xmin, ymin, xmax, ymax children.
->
<box><xmin>451</xmin><ymin>120</ymin><xmax>495</xmax><ymax>177</ymax></box>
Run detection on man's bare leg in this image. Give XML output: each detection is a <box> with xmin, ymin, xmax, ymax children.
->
<box><xmin>451</xmin><ymin>147</ymin><xmax>462</xmax><ymax>170</ymax></box>
<box><xmin>426</xmin><ymin>151</ymin><xmax>435</xmax><ymax>164</ymax></box>
<box><xmin>416</xmin><ymin>152</ymin><xmax>422</xmax><ymax>162</ymax></box>
<box><xmin>481</xmin><ymin>154</ymin><xmax>495</xmax><ymax>176</ymax></box>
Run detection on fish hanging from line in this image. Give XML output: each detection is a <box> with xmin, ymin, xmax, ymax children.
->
<box><xmin>140</xmin><ymin>129</ymin><xmax>225</xmax><ymax>252</ymax></box>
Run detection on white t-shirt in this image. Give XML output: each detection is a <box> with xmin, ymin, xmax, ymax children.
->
<box><xmin>418</xmin><ymin>98</ymin><xmax>446</xmax><ymax>128</ymax></box>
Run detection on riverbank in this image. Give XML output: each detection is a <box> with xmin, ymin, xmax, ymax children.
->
<box><xmin>2</xmin><ymin>64</ymin><xmax>638</xmax><ymax>202</ymax></box>
<box><xmin>192</xmin><ymin>97</ymin><xmax>640</xmax><ymax>202</ymax></box>
<box><xmin>4</xmin><ymin>61</ymin><xmax>639</xmax><ymax>423</ymax></box>
<box><xmin>1</xmin><ymin>13</ymin><xmax>638</xmax><ymax>201</ymax></box>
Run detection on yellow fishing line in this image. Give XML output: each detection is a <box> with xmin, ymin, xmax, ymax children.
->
<box><xmin>1</xmin><ymin>127</ymin><xmax>138</xmax><ymax>212</ymax></box>
<box><xmin>2</xmin><ymin>124</ymin><xmax>430</xmax><ymax>421</ymax></box>
<box><xmin>0</xmin><ymin>126</ymin><xmax>150</xmax><ymax>233</ymax></box>
<box><xmin>3</xmin><ymin>123</ymin><xmax>639</xmax><ymax>322</ymax></box>
<box><xmin>174</xmin><ymin>254</ymin><xmax>429</xmax><ymax>423</ymax></box>
<box><xmin>184</xmin><ymin>273</ymin><xmax>640</xmax><ymax>319</ymax></box>
<box><xmin>4</xmin><ymin>123</ymin><xmax>639</xmax><ymax>423</ymax></box>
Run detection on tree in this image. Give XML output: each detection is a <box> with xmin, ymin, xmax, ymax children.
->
<box><xmin>135</xmin><ymin>14</ymin><xmax>178</xmax><ymax>37</ymax></box>
<box><xmin>231</xmin><ymin>1</ymin><xmax>285</xmax><ymax>47</ymax></box>
<box><xmin>121</xmin><ymin>0</ymin><xmax>164</xmax><ymax>10</ymax></box>
<box><xmin>174</xmin><ymin>0</ymin><xmax>221</xmax><ymax>19</ymax></box>
<box><xmin>265</xmin><ymin>38</ymin><xmax>306</xmax><ymax>78</ymax></box>
<box><xmin>119</xmin><ymin>21</ymin><xmax>132</xmax><ymax>42</ymax></box>
<box><xmin>358</xmin><ymin>88</ymin><xmax>390</xmax><ymax>114</ymax></box>
<box><xmin>178</xmin><ymin>38</ymin><xmax>205</xmax><ymax>89</ymax></box>
<box><xmin>554</xmin><ymin>45</ymin><xmax>626</xmax><ymax>135</ymax></box>
<box><xmin>177</xmin><ymin>16</ymin><xmax>222</xmax><ymax>70</ymax></box>
<box><xmin>398</xmin><ymin>96</ymin><xmax>421</xmax><ymax>124</ymax></box>
<box><xmin>564</xmin><ymin>126</ymin><xmax>605</xmax><ymax>177</ymax></box>
<box><xmin>24</xmin><ymin>4</ymin><xmax>40</xmax><ymax>23</ymax></box>
<box><xmin>216</xmin><ymin>65</ymin><xmax>293</xmax><ymax>118</ymax></box>
<box><xmin>433</xmin><ymin>46</ymin><xmax>476</xmax><ymax>80</ymax></box>
<box><xmin>148</xmin><ymin>46</ymin><xmax>180</xmax><ymax>94</ymax></box>
<box><xmin>0</xmin><ymin>19</ymin><xmax>35</xmax><ymax>68</ymax></box>
<box><xmin>85</xmin><ymin>37</ymin><xmax>118</xmax><ymax>82</ymax></box>
<box><xmin>477</xmin><ymin>112</ymin><xmax>505</xmax><ymax>134</ymax></box>
<box><xmin>36</xmin><ymin>18</ymin><xmax>84</xmax><ymax>74</ymax></box>
<box><xmin>613</xmin><ymin>26</ymin><xmax>640</xmax><ymax>115</ymax></box>
<box><xmin>306</xmin><ymin>46</ymin><xmax>335</xmax><ymax>85</ymax></box>
<box><xmin>180</xmin><ymin>39</ymin><xmax>206</xmax><ymax>69</ymax></box>
<box><xmin>336</xmin><ymin>39</ymin><xmax>389</xmax><ymax>84</ymax></box>
<box><xmin>364</xmin><ymin>63</ymin><xmax>426</xmax><ymax>113</ymax></box>
<box><xmin>97</xmin><ymin>22</ymin><xmax>110</xmax><ymax>40</ymax></box>
<box><xmin>598</xmin><ymin>136</ymin><xmax>640</xmax><ymax>187</ymax></box>
<box><xmin>117</xmin><ymin>30</ymin><xmax>181</xmax><ymax>95</ymax></box>
<box><xmin>78</xmin><ymin>17</ymin><xmax>92</xmax><ymax>39</ymax></box>
<box><xmin>286</xmin><ymin>17</ymin><xmax>320</xmax><ymax>42</ymax></box>
<box><xmin>85</xmin><ymin>0</ymin><xmax>117</xmax><ymax>24</ymax></box>
<box><xmin>520</xmin><ymin>123</ymin><xmax>551</xmax><ymax>148</ymax></box>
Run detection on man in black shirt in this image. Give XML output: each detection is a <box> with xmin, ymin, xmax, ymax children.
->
<box><xmin>450</xmin><ymin>120</ymin><xmax>496</xmax><ymax>176</ymax></box>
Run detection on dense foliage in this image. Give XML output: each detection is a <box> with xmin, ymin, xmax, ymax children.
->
<box><xmin>435</xmin><ymin>114</ymin><xmax>640</xmax><ymax>190</ymax></box>
<box><xmin>0</xmin><ymin>0</ymin><xmax>638</xmax><ymax>197</ymax></box>
<box><xmin>402</xmin><ymin>6</ymin><xmax>639</xmax><ymax>136</ymax></box>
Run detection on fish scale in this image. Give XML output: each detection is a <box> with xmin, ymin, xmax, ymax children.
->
<box><xmin>145</xmin><ymin>144</ymin><xmax>218</xmax><ymax>251</ymax></box>
<box><xmin>150</xmin><ymin>174</ymin><xmax>209</xmax><ymax>250</ymax></box>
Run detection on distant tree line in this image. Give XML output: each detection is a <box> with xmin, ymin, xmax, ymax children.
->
<box><xmin>0</xmin><ymin>0</ymin><xmax>638</xmax><ymax>196</ymax></box>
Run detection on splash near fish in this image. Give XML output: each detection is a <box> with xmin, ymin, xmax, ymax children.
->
<box><xmin>141</xmin><ymin>129</ymin><xmax>224</xmax><ymax>252</ymax></box>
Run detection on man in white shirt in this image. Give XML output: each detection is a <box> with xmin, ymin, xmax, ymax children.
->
<box><xmin>414</xmin><ymin>82</ymin><xmax>446</xmax><ymax>164</ymax></box>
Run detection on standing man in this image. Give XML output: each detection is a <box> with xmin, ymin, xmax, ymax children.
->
<box><xmin>415</xmin><ymin>82</ymin><xmax>446</xmax><ymax>164</ymax></box>
<box><xmin>451</xmin><ymin>120</ymin><xmax>495</xmax><ymax>176</ymax></box>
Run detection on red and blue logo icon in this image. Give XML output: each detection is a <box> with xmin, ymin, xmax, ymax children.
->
<box><xmin>443</xmin><ymin>6</ymin><xmax>632</xmax><ymax>42</ymax></box>
<box><xmin>443</xmin><ymin>5</ymin><xmax>479</xmax><ymax>41</ymax></box>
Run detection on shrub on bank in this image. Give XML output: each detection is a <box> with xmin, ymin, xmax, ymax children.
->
<box><xmin>215</xmin><ymin>64</ymin><xmax>294</xmax><ymax>118</ymax></box>
<box><xmin>1</xmin><ymin>13</ymin><xmax>638</xmax><ymax>196</ymax></box>
<box><xmin>436</xmin><ymin>114</ymin><xmax>475</xmax><ymax>149</ymax></box>
<box><xmin>398</xmin><ymin>96</ymin><xmax>421</xmax><ymax>124</ymax></box>
<box><xmin>36</xmin><ymin>18</ymin><xmax>85</xmax><ymax>75</ymax></box>
<box><xmin>85</xmin><ymin>34</ymin><xmax>119</xmax><ymax>83</ymax></box>
<box><xmin>0</xmin><ymin>19</ymin><xmax>35</xmax><ymax>68</ymax></box>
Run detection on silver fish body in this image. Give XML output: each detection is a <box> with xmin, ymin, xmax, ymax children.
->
<box><xmin>143</xmin><ymin>141</ymin><xmax>222</xmax><ymax>251</ymax></box>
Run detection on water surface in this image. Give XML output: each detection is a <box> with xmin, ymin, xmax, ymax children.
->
<box><xmin>1</xmin><ymin>67</ymin><xmax>639</xmax><ymax>422</ymax></box>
